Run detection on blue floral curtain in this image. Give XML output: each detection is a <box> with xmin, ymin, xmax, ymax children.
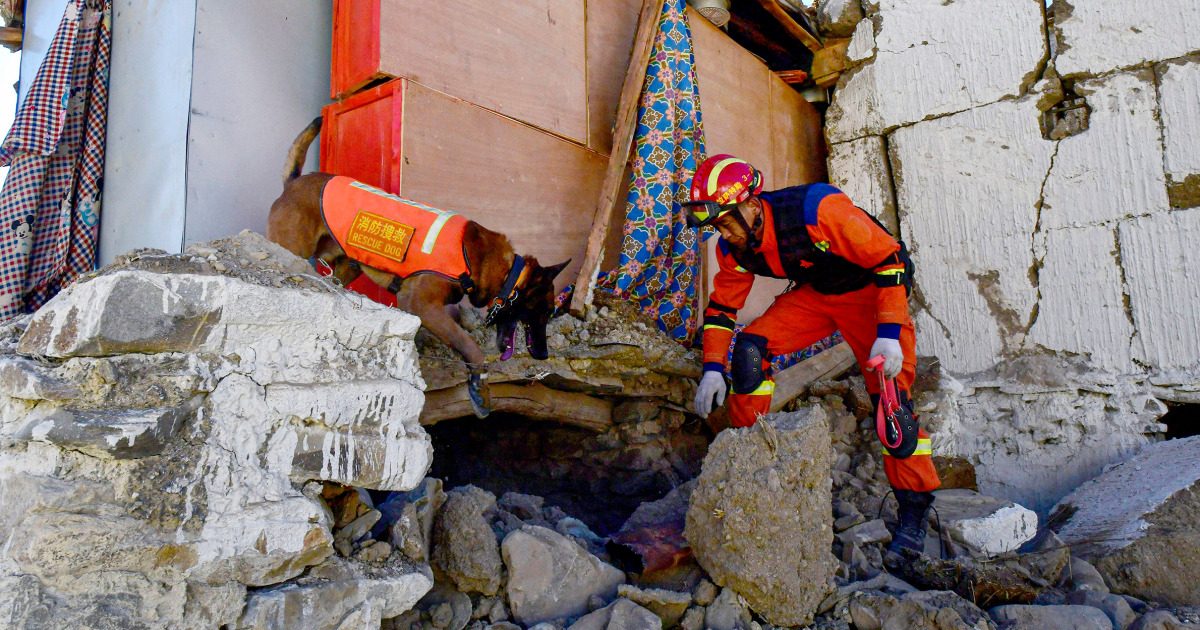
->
<box><xmin>604</xmin><ymin>0</ymin><xmax>705</xmax><ymax>342</ymax></box>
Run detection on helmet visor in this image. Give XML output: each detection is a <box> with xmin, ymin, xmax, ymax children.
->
<box><xmin>683</xmin><ymin>200</ymin><xmax>739</xmax><ymax>228</ymax></box>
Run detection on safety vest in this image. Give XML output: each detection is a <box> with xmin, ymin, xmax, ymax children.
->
<box><xmin>729</xmin><ymin>184</ymin><xmax>903</xmax><ymax>295</ymax></box>
<box><xmin>321</xmin><ymin>176</ymin><xmax>471</xmax><ymax>282</ymax></box>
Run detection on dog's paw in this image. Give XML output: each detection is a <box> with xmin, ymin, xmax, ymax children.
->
<box><xmin>468</xmin><ymin>372</ymin><xmax>492</xmax><ymax>419</ymax></box>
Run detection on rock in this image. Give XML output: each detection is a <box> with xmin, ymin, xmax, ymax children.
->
<box><xmin>834</xmin><ymin>512</ymin><xmax>865</xmax><ymax>532</ymax></box>
<box><xmin>1065</xmin><ymin>590</ymin><xmax>1138</xmax><ymax>630</ymax></box>
<box><xmin>848</xmin><ymin>590</ymin><xmax>993</xmax><ymax>630</ymax></box>
<box><xmin>1051</xmin><ymin>436</ymin><xmax>1200</xmax><ymax>604</ymax></box>
<box><xmin>1064</xmin><ymin>559</ymin><xmax>1110</xmax><ymax>594</ymax></box>
<box><xmin>498</xmin><ymin>492</ymin><xmax>545</xmax><ymax>521</ymax></box>
<box><xmin>934</xmin><ymin>489</ymin><xmax>1038</xmax><ymax>557</ymax></box>
<box><xmin>1128</xmin><ymin>611</ymin><xmax>1200</xmax><ymax>630</ymax></box>
<box><xmin>502</xmin><ymin>525</ymin><xmax>625</xmax><ymax>626</ymax></box>
<box><xmin>354</xmin><ymin>540</ymin><xmax>394</xmax><ymax>563</ymax></box>
<box><xmin>384</xmin><ymin>478</ymin><xmax>448</xmax><ymax>563</ymax></box>
<box><xmin>239</xmin><ymin>556</ymin><xmax>433</xmax><ymax>630</ymax></box>
<box><xmin>337</xmin><ymin>509</ymin><xmax>383</xmax><ymax>556</ymax></box>
<box><xmin>678</xmin><ymin>606</ymin><xmax>704</xmax><ymax>630</ymax></box>
<box><xmin>684</xmin><ymin>409</ymin><xmax>837</xmax><ymax>627</ymax></box>
<box><xmin>0</xmin><ymin>233</ymin><xmax>432</xmax><ymax>629</ymax></box>
<box><xmin>616</xmin><ymin>584</ymin><xmax>690</xmax><ymax>628</ymax></box>
<box><xmin>567</xmin><ymin>598</ymin><xmax>662</xmax><ymax>630</ymax></box>
<box><xmin>416</xmin><ymin>582</ymin><xmax>474</xmax><ymax>630</ymax></box>
<box><xmin>691</xmin><ymin>579</ymin><xmax>717</xmax><ymax>607</ymax></box>
<box><xmin>837</xmin><ymin>519</ymin><xmax>892</xmax><ymax>546</ymax></box>
<box><xmin>988</xmin><ymin>604</ymin><xmax>1114</xmax><ymax>630</ymax></box>
<box><xmin>432</xmin><ymin>486</ymin><xmax>504</xmax><ymax>596</ymax></box>
<box><xmin>704</xmin><ymin>588</ymin><xmax>752</xmax><ymax>630</ymax></box>
<box><xmin>814</xmin><ymin>0</ymin><xmax>863</xmax><ymax>39</ymax></box>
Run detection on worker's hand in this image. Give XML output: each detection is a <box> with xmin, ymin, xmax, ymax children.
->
<box><xmin>694</xmin><ymin>370</ymin><xmax>727</xmax><ymax>419</ymax></box>
<box><xmin>868</xmin><ymin>337</ymin><xmax>904</xmax><ymax>379</ymax></box>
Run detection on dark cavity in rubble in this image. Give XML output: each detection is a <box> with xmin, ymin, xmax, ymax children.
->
<box><xmin>1161</xmin><ymin>402</ymin><xmax>1200</xmax><ymax>439</ymax></box>
<box><xmin>425</xmin><ymin>410</ymin><xmax>711</xmax><ymax>535</ymax></box>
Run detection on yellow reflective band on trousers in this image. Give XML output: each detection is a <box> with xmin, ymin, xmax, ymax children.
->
<box><xmin>749</xmin><ymin>380</ymin><xmax>775</xmax><ymax>396</ymax></box>
<box><xmin>883</xmin><ymin>438</ymin><xmax>931</xmax><ymax>457</ymax></box>
<box><xmin>703</xmin><ymin>323</ymin><xmax>734</xmax><ymax>333</ymax></box>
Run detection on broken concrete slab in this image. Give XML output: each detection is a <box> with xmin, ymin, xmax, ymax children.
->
<box><xmin>827</xmin><ymin>135</ymin><xmax>899</xmax><ymax>237</ymax></box>
<box><xmin>1120</xmin><ymin>211</ymin><xmax>1200</xmax><ymax>371</ymax></box>
<box><xmin>1052</xmin><ymin>0</ymin><xmax>1200</xmax><ymax>78</ymax></box>
<box><xmin>684</xmin><ymin>408</ymin><xmax>837</xmax><ymax>627</ymax></box>
<box><xmin>238</xmin><ymin>556</ymin><xmax>433</xmax><ymax>630</ymax></box>
<box><xmin>988</xmin><ymin>604</ymin><xmax>1113</xmax><ymax>630</ymax></box>
<box><xmin>432</xmin><ymin>486</ymin><xmax>504</xmax><ymax>597</ymax></box>
<box><xmin>845</xmin><ymin>16</ymin><xmax>875</xmax><ymax>64</ymax></box>
<box><xmin>1157</xmin><ymin>59</ymin><xmax>1200</xmax><ymax>208</ymax></box>
<box><xmin>502</xmin><ymin>525</ymin><xmax>625</xmax><ymax>626</ymax></box>
<box><xmin>934</xmin><ymin>489</ymin><xmax>1037</xmax><ymax>557</ymax></box>
<box><xmin>1051</xmin><ymin>435</ymin><xmax>1200</xmax><ymax>605</ymax></box>
<box><xmin>826</xmin><ymin>0</ymin><xmax>1047</xmax><ymax>143</ymax></box>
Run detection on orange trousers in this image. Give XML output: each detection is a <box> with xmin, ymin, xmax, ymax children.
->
<box><xmin>728</xmin><ymin>284</ymin><xmax>940</xmax><ymax>493</ymax></box>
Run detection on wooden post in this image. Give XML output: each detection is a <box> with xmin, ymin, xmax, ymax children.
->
<box><xmin>752</xmin><ymin>0</ymin><xmax>823</xmax><ymax>53</ymax></box>
<box><xmin>420</xmin><ymin>382</ymin><xmax>614</xmax><ymax>431</ymax></box>
<box><xmin>568</xmin><ymin>0</ymin><xmax>663</xmax><ymax>317</ymax></box>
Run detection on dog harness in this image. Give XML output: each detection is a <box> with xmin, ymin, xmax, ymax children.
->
<box><xmin>320</xmin><ymin>176</ymin><xmax>472</xmax><ymax>286</ymax></box>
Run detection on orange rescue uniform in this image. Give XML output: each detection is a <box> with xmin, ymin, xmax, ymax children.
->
<box><xmin>702</xmin><ymin>183</ymin><xmax>939</xmax><ymax>493</ymax></box>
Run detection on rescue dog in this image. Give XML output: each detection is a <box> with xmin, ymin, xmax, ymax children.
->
<box><xmin>267</xmin><ymin>118</ymin><xmax>569</xmax><ymax>418</ymax></box>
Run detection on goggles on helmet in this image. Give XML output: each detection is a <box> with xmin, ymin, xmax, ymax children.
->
<box><xmin>682</xmin><ymin>200</ymin><xmax>740</xmax><ymax>228</ymax></box>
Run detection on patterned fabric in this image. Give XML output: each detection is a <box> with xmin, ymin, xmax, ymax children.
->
<box><xmin>601</xmin><ymin>0</ymin><xmax>705</xmax><ymax>343</ymax></box>
<box><xmin>0</xmin><ymin>0</ymin><xmax>111</xmax><ymax>320</ymax></box>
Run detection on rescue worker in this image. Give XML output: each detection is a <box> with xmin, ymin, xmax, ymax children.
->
<box><xmin>685</xmin><ymin>154</ymin><xmax>940</xmax><ymax>554</ymax></box>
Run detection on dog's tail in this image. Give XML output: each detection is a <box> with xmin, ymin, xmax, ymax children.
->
<box><xmin>281</xmin><ymin>116</ymin><xmax>323</xmax><ymax>187</ymax></box>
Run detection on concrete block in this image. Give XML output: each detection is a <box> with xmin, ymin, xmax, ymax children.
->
<box><xmin>1119</xmin><ymin>212</ymin><xmax>1200</xmax><ymax>371</ymax></box>
<box><xmin>1054</xmin><ymin>0</ymin><xmax>1200</xmax><ymax>77</ymax></box>
<box><xmin>827</xmin><ymin>0</ymin><xmax>1046</xmax><ymax>142</ymax></box>
<box><xmin>1158</xmin><ymin>59</ymin><xmax>1200</xmax><ymax>208</ymax></box>
<box><xmin>827</xmin><ymin>136</ymin><xmax>899</xmax><ymax>236</ymax></box>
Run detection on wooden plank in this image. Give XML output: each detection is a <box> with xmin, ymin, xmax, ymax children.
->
<box><xmin>769</xmin><ymin>343</ymin><xmax>857</xmax><ymax>413</ymax></box>
<box><xmin>586</xmin><ymin>0</ymin><xmax>643</xmax><ymax>155</ymax></box>
<box><xmin>769</xmin><ymin>75</ymin><xmax>827</xmax><ymax>189</ymax></box>
<box><xmin>372</xmin><ymin>0</ymin><xmax>588</xmax><ymax>143</ymax></box>
<box><xmin>398</xmin><ymin>81</ymin><xmax>607</xmax><ymax>292</ymax></box>
<box><xmin>420</xmin><ymin>382</ymin><xmax>614</xmax><ymax>431</ymax></box>
<box><xmin>752</xmin><ymin>0</ymin><xmax>823</xmax><ymax>53</ymax></box>
<box><xmin>0</xmin><ymin>26</ymin><xmax>21</xmax><ymax>51</ymax></box>
<box><xmin>569</xmin><ymin>0</ymin><xmax>663</xmax><ymax>316</ymax></box>
<box><xmin>811</xmin><ymin>39</ymin><xmax>851</xmax><ymax>87</ymax></box>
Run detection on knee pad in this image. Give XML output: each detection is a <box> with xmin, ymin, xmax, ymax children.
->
<box><xmin>873</xmin><ymin>391</ymin><xmax>921</xmax><ymax>459</ymax></box>
<box><xmin>731</xmin><ymin>333</ymin><xmax>769</xmax><ymax>395</ymax></box>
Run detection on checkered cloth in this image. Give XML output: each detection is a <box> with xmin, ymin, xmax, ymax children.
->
<box><xmin>0</xmin><ymin>0</ymin><xmax>111</xmax><ymax>320</ymax></box>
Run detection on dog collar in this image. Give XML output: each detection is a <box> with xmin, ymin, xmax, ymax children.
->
<box><xmin>484</xmin><ymin>255</ymin><xmax>529</xmax><ymax>325</ymax></box>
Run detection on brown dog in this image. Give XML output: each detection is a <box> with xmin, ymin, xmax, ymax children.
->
<box><xmin>267</xmin><ymin>118</ymin><xmax>568</xmax><ymax>418</ymax></box>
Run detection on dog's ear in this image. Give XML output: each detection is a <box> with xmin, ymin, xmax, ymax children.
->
<box><xmin>543</xmin><ymin>259</ymin><xmax>571</xmax><ymax>280</ymax></box>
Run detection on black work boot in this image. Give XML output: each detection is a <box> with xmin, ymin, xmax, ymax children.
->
<box><xmin>888</xmin><ymin>488</ymin><xmax>934</xmax><ymax>554</ymax></box>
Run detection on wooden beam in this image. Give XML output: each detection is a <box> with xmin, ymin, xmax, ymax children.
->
<box><xmin>420</xmin><ymin>382</ymin><xmax>614</xmax><ymax>431</ymax></box>
<box><xmin>811</xmin><ymin>38</ymin><xmax>851</xmax><ymax>88</ymax></box>
<box><xmin>569</xmin><ymin>0</ymin><xmax>662</xmax><ymax>317</ymax></box>
<box><xmin>769</xmin><ymin>342</ymin><xmax>857</xmax><ymax>413</ymax></box>
<box><xmin>0</xmin><ymin>27</ymin><xmax>21</xmax><ymax>52</ymax></box>
<box><xmin>751</xmin><ymin>0</ymin><xmax>822</xmax><ymax>53</ymax></box>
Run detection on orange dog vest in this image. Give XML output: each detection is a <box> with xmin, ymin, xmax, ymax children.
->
<box><xmin>321</xmin><ymin>176</ymin><xmax>471</xmax><ymax>282</ymax></box>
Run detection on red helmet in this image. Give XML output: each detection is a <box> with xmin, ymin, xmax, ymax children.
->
<box><xmin>684</xmin><ymin>154</ymin><xmax>763</xmax><ymax>227</ymax></box>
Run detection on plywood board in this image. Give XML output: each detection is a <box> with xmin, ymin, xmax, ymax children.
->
<box><xmin>399</xmin><ymin>82</ymin><xmax>606</xmax><ymax>292</ymax></box>
<box><xmin>769</xmin><ymin>75</ymin><xmax>827</xmax><ymax>187</ymax></box>
<box><xmin>586</xmin><ymin>0</ymin><xmax>643</xmax><ymax>154</ymax></box>
<box><xmin>377</xmin><ymin>0</ymin><xmax>588</xmax><ymax>144</ymax></box>
<box><xmin>689</xmin><ymin>7</ymin><xmax>775</xmax><ymax>186</ymax></box>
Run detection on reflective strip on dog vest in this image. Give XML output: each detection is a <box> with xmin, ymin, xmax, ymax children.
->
<box><xmin>323</xmin><ymin>176</ymin><xmax>471</xmax><ymax>282</ymax></box>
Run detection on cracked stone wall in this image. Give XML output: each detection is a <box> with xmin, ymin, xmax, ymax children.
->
<box><xmin>826</xmin><ymin>0</ymin><xmax>1199</xmax><ymax>512</ymax></box>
